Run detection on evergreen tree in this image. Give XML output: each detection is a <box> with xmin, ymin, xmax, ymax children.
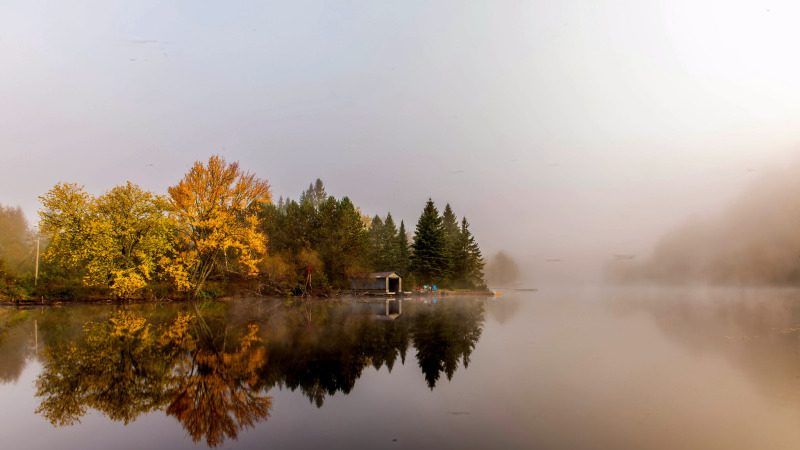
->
<box><xmin>300</xmin><ymin>178</ymin><xmax>328</xmax><ymax>209</ymax></box>
<box><xmin>449</xmin><ymin>217</ymin><xmax>486</xmax><ymax>288</ymax></box>
<box><xmin>396</xmin><ymin>220</ymin><xmax>410</xmax><ymax>276</ymax></box>
<box><xmin>441</xmin><ymin>203</ymin><xmax>460</xmax><ymax>284</ymax></box>
<box><xmin>382</xmin><ymin>213</ymin><xmax>400</xmax><ymax>270</ymax></box>
<box><xmin>368</xmin><ymin>215</ymin><xmax>384</xmax><ymax>269</ymax></box>
<box><xmin>410</xmin><ymin>199</ymin><xmax>447</xmax><ymax>285</ymax></box>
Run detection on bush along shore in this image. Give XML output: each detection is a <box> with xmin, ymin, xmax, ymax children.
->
<box><xmin>0</xmin><ymin>156</ymin><xmax>488</xmax><ymax>303</ymax></box>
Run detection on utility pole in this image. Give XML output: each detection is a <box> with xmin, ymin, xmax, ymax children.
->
<box><xmin>34</xmin><ymin>237</ymin><xmax>40</xmax><ymax>287</ymax></box>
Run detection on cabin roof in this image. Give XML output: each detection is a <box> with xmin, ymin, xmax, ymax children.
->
<box><xmin>351</xmin><ymin>271</ymin><xmax>400</xmax><ymax>279</ymax></box>
<box><xmin>371</xmin><ymin>271</ymin><xmax>398</xmax><ymax>278</ymax></box>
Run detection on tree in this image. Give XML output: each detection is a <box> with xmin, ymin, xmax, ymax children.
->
<box><xmin>167</xmin><ymin>156</ymin><xmax>271</xmax><ymax>298</ymax></box>
<box><xmin>410</xmin><ymin>199</ymin><xmax>447</xmax><ymax>285</ymax></box>
<box><xmin>0</xmin><ymin>205</ymin><xmax>32</xmax><ymax>277</ymax></box>
<box><xmin>382</xmin><ymin>213</ymin><xmax>400</xmax><ymax>270</ymax></box>
<box><xmin>39</xmin><ymin>182</ymin><xmax>174</xmax><ymax>298</ymax></box>
<box><xmin>368</xmin><ymin>215</ymin><xmax>384</xmax><ymax>269</ymax></box>
<box><xmin>89</xmin><ymin>183</ymin><xmax>175</xmax><ymax>297</ymax></box>
<box><xmin>368</xmin><ymin>213</ymin><xmax>401</xmax><ymax>272</ymax></box>
<box><xmin>485</xmin><ymin>251</ymin><xmax>520</xmax><ymax>287</ymax></box>
<box><xmin>396</xmin><ymin>220</ymin><xmax>410</xmax><ymax>276</ymax></box>
<box><xmin>260</xmin><ymin>181</ymin><xmax>369</xmax><ymax>293</ymax></box>
<box><xmin>315</xmin><ymin>197</ymin><xmax>370</xmax><ymax>289</ymax></box>
<box><xmin>441</xmin><ymin>203</ymin><xmax>460</xmax><ymax>284</ymax></box>
<box><xmin>449</xmin><ymin>218</ymin><xmax>486</xmax><ymax>288</ymax></box>
<box><xmin>299</xmin><ymin>178</ymin><xmax>328</xmax><ymax>209</ymax></box>
<box><xmin>38</xmin><ymin>183</ymin><xmax>93</xmax><ymax>270</ymax></box>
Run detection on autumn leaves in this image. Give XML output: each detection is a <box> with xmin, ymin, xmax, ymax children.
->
<box><xmin>38</xmin><ymin>156</ymin><xmax>271</xmax><ymax>299</ymax></box>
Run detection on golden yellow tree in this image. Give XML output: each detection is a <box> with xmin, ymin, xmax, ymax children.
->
<box><xmin>167</xmin><ymin>155</ymin><xmax>271</xmax><ymax>297</ymax></box>
<box><xmin>39</xmin><ymin>182</ymin><xmax>174</xmax><ymax>298</ymax></box>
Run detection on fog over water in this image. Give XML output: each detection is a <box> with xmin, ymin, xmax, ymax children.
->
<box><xmin>613</xmin><ymin>163</ymin><xmax>800</xmax><ymax>285</ymax></box>
<box><xmin>2</xmin><ymin>2</ymin><xmax>800</xmax><ymax>285</ymax></box>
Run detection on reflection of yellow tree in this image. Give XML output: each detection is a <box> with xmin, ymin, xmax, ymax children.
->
<box><xmin>35</xmin><ymin>311</ymin><xmax>271</xmax><ymax>447</ymax></box>
<box><xmin>167</xmin><ymin>324</ymin><xmax>271</xmax><ymax>447</ymax></box>
<box><xmin>35</xmin><ymin>311</ymin><xmax>190</xmax><ymax>425</ymax></box>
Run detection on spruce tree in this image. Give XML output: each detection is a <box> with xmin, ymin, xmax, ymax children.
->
<box><xmin>397</xmin><ymin>220</ymin><xmax>410</xmax><ymax>276</ymax></box>
<box><xmin>300</xmin><ymin>178</ymin><xmax>328</xmax><ymax>209</ymax></box>
<box><xmin>453</xmin><ymin>217</ymin><xmax>485</xmax><ymax>288</ymax></box>
<box><xmin>410</xmin><ymin>199</ymin><xmax>447</xmax><ymax>285</ymax></box>
<box><xmin>368</xmin><ymin>215</ymin><xmax>384</xmax><ymax>270</ymax></box>
<box><xmin>383</xmin><ymin>213</ymin><xmax>400</xmax><ymax>270</ymax></box>
<box><xmin>441</xmin><ymin>203</ymin><xmax>460</xmax><ymax>284</ymax></box>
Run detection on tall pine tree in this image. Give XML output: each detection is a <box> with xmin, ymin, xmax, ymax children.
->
<box><xmin>368</xmin><ymin>215</ymin><xmax>385</xmax><ymax>269</ymax></box>
<box><xmin>382</xmin><ymin>213</ymin><xmax>400</xmax><ymax>270</ymax></box>
<box><xmin>449</xmin><ymin>217</ymin><xmax>486</xmax><ymax>288</ymax></box>
<box><xmin>410</xmin><ymin>199</ymin><xmax>447</xmax><ymax>285</ymax></box>
<box><xmin>396</xmin><ymin>220</ymin><xmax>410</xmax><ymax>276</ymax></box>
<box><xmin>441</xmin><ymin>203</ymin><xmax>460</xmax><ymax>285</ymax></box>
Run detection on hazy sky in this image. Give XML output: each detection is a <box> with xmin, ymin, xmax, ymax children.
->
<box><xmin>2</xmin><ymin>1</ymin><xmax>800</xmax><ymax>282</ymax></box>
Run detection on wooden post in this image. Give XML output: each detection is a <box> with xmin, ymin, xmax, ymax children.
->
<box><xmin>34</xmin><ymin>238</ymin><xmax>40</xmax><ymax>287</ymax></box>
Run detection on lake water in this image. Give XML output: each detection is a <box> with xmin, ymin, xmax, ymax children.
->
<box><xmin>3</xmin><ymin>287</ymin><xmax>800</xmax><ymax>449</ymax></box>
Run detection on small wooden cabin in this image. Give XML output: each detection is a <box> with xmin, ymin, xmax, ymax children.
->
<box><xmin>350</xmin><ymin>272</ymin><xmax>402</xmax><ymax>294</ymax></box>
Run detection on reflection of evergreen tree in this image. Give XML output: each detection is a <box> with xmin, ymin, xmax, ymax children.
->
<box><xmin>409</xmin><ymin>300</ymin><xmax>485</xmax><ymax>389</ymax></box>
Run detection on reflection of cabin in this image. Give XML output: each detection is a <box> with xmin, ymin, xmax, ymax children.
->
<box><xmin>368</xmin><ymin>299</ymin><xmax>403</xmax><ymax>320</ymax></box>
<box><xmin>350</xmin><ymin>272</ymin><xmax>402</xmax><ymax>294</ymax></box>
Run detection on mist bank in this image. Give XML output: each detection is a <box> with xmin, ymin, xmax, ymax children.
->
<box><xmin>610</xmin><ymin>163</ymin><xmax>800</xmax><ymax>285</ymax></box>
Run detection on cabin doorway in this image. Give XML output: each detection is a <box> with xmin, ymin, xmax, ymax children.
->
<box><xmin>388</xmin><ymin>277</ymin><xmax>400</xmax><ymax>293</ymax></box>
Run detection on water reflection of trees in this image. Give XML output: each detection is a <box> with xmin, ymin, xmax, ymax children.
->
<box><xmin>34</xmin><ymin>310</ymin><xmax>271</xmax><ymax>446</ymax></box>
<box><xmin>608</xmin><ymin>288</ymin><xmax>800</xmax><ymax>403</ymax></box>
<box><xmin>21</xmin><ymin>297</ymin><xmax>486</xmax><ymax>446</ymax></box>
<box><xmin>0</xmin><ymin>308</ymin><xmax>34</xmax><ymax>383</ymax></box>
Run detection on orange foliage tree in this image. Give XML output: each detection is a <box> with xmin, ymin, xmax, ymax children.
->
<box><xmin>167</xmin><ymin>156</ymin><xmax>271</xmax><ymax>297</ymax></box>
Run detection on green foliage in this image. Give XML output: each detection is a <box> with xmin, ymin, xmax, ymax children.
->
<box><xmin>441</xmin><ymin>203</ymin><xmax>460</xmax><ymax>282</ymax></box>
<box><xmin>410</xmin><ymin>199</ymin><xmax>447</xmax><ymax>285</ymax></box>
<box><xmin>396</xmin><ymin>220</ymin><xmax>410</xmax><ymax>276</ymax></box>
<box><xmin>448</xmin><ymin>218</ymin><xmax>486</xmax><ymax>289</ymax></box>
<box><xmin>409</xmin><ymin>200</ymin><xmax>486</xmax><ymax>289</ymax></box>
<box><xmin>261</xmin><ymin>180</ymin><xmax>369</xmax><ymax>294</ymax></box>
<box><xmin>367</xmin><ymin>213</ymin><xmax>405</xmax><ymax>272</ymax></box>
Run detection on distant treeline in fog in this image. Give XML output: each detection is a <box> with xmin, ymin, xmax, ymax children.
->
<box><xmin>0</xmin><ymin>156</ymin><xmax>486</xmax><ymax>301</ymax></box>
<box><xmin>611</xmin><ymin>165</ymin><xmax>800</xmax><ymax>285</ymax></box>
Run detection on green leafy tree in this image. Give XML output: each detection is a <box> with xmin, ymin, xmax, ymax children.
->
<box><xmin>410</xmin><ymin>199</ymin><xmax>447</xmax><ymax>285</ymax></box>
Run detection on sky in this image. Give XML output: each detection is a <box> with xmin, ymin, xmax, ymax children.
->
<box><xmin>2</xmin><ymin>0</ymin><xmax>800</xmax><ymax>283</ymax></box>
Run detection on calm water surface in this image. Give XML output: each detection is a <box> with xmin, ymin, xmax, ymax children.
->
<box><xmin>3</xmin><ymin>287</ymin><xmax>800</xmax><ymax>449</ymax></box>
